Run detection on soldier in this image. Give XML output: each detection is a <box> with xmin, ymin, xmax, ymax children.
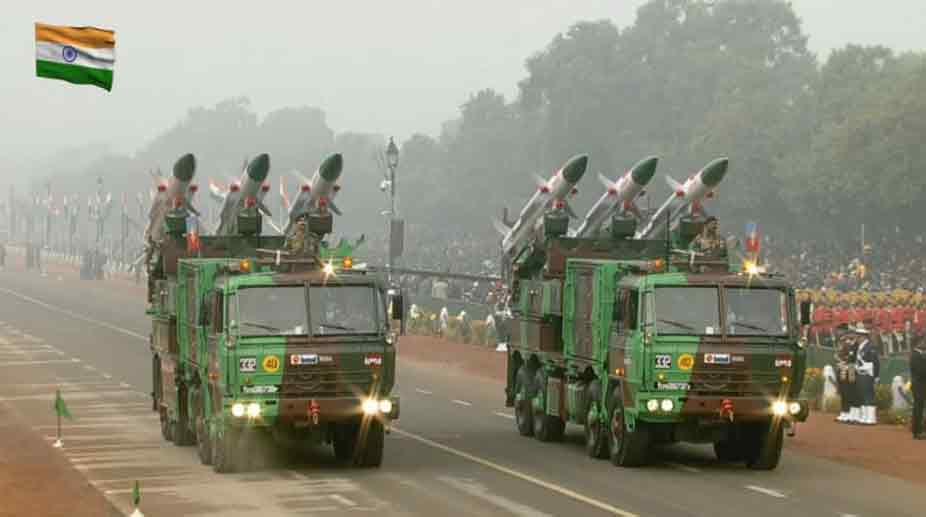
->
<box><xmin>911</xmin><ymin>331</ymin><xmax>926</xmax><ymax>440</ymax></box>
<box><xmin>854</xmin><ymin>323</ymin><xmax>880</xmax><ymax>425</ymax></box>
<box><xmin>690</xmin><ymin>216</ymin><xmax>723</xmax><ymax>254</ymax></box>
<box><xmin>834</xmin><ymin>332</ymin><xmax>859</xmax><ymax>424</ymax></box>
<box><xmin>287</xmin><ymin>217</ymin><xmax>307</xmax><ymax>255</ymax></box>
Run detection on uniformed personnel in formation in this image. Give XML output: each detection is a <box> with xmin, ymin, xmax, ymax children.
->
<box><xmin>690</xmin><ymin>216</ymin><xmax>724</xmax><ymax>254</ymax></box>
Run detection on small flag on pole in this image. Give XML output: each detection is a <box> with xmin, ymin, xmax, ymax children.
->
<box><xmin>129</xmin><ymin>480</ymin><xmax>144</xmax><ymax>517</ymax></box>
<box><xmin>35</xmin><ymin>23</ymin><xmax>115</xmax><ymax>91</ymax></box>
<box><xmin>52</xmin><ymin>388</ymin><xmax>72</xmax><ymax>448</ymax></box>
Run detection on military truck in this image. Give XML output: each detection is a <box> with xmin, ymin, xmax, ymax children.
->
<box><xmin>147</xmin><ymin>179</ymin><xmax>401</xmax><ymax>472</ymax></box>
<box><xmin>503</xmin><ymin>218</ymin><xmax>811</xmax><ymax>470</ymax></box>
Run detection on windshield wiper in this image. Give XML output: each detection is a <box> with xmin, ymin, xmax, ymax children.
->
<box><xmin>657</xmin><ymin>318</ymin><xmax>696</xmax><ymax>331</ymax></box>
<box><xmin>729</xmin><ymin>321</ymin><xmax>771</xmax><ymax>333</ymax></box>
<box><xmin>317</xmin><ymin>323</ymin><xmax>357</xmax><ymax>331</ymax></box>
<box><xmin>240</xmin><ymin>321</ymin><xmax>282</xmax><ymax>332</ymax></box>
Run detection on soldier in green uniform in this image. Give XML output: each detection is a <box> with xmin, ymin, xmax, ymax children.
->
<box><xmin>690</xmin><ymin>216</ymin><xmax>723</xmax><ymax>254</ymax></box>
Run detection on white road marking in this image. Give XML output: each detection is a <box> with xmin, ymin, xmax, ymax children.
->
<box><xmin>328</xmin><ymin>494</ymin><xmax>357</xmax><ymax>507</ymax></box>
<box><xmin>452</xmin><ymin>399</ymin><xmax>473</xmax><ymax>407</ymax></box>
<box><xmin>438</xmin><ymin>476</ymin><xmax>554</xmax><ymax>517</ymax></box>
<box><xmin>102</xmin><ymin>373</ymin><xmax>113</xmax><ymax>379</ymax></box>
<box><xmin>0</xmin><ymin>288</ymin><xmax>148</xmax><ymax>342</ymax></box>
<box><xmin>393</xmin><ymin>428</ymin><xmax>639</xmax><ymax>517</ymax></box>
<box><xmin>493</xmin><ymin>412</ymin><xmax>515</xmax><ymax>420</ymax></box>
<box><xmin>415</xmin><ymin>388</ymin><xmax>433</xmax><ymax>395</ymax></box>
<box><xmin>745</xmin><ymin>485</ymin><xmax>788</xmax><ymax>499</ymax></box>
<box><xmin>83</xmin><ymin>364</ymin><xmax>96</xmax><ymax>370</ymax></box>
<box><xmin>665</xmin><ymin>462</ymin><xmax>701</xmax><ymax>473</ymax></box>
<box><xmin>0</xmin><ymin>359</ymin><xmax>78</xmax><ymax>366</ymax></box>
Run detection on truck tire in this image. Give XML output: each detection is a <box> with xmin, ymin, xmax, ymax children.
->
<box><xmin>533</xmin><ymin>369</ymin><xmax>564</xmax><ymax>443</ymax></box>
<box><xmin>609</xmin><ymin>389</ymin><xmax>649</xmax><ymax>467</ymax></box>
<box><xmin>356</xmin><ymin>420</ymin><xmax>385</xmax><ymax>468</ymax></box>
<box><xmin>196</xmin><ymin>415</ymin><xmax>212</xmax><ymax>465</ymax></box>
<box><xmin>151</xmin><ymin>356</ymin><xmax>161</xmax><ymax>412</ymax></box>
<box><xmin>583</xmin><ymin>381</ymin><xmax>609</xmax><ymax>459</ymax></box>
<box><xmin>173</xmin><ymin>387</ymin><xmax>194</xmax><ymax>446</ymax></box>
<box><xmin>212</xmin><ymin>428</ymin><xmax>239</xmax><ymax>473</ymax></box>
<box><xmin>744</xmin><ymin>420</ymin><xmax>783</xmax><ymax>470</ymax></box>
<box><xmin>514</xmin><ymin>367</ymin><xmax>535</xmax><ymax>437</ymax></box>
<box><xmin>333</xmin><ymin>422</ymin><xmax>359</xmax><ymax>462</ymax></box>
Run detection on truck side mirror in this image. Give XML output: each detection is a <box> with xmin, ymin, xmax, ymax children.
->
<box><xmin>799</xmin><ymin>301</ymin><xmax>812</xmax><ymax>326</ymax></box>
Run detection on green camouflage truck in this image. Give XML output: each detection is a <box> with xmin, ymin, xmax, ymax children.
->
<box><xmin>148</xmin><ymin>213</ymin><xmax>402</xmax><ymax>472</ymax></box>
<box><xmin>504</xmin><ymin>230</ymin><xmax>811</xmax><ymax>470</ymax></box>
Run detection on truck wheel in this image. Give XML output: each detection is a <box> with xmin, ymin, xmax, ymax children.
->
<box><xmin>609</xmin><ymin>389</ymin><xmax>649</xmax><ymax>467</ymax></box>
<box><xmin>212</xmin><ymin>428</ymin><xmax>239</xmax><ymax>473</ymax></box>
<box><xmin>514</xmin><ymin>367</ymin><xmax>535</xmax><ymax>437</ymax></box>
<box><xmin>173</xmin><ymin>387</ymin><xmax>194</xmax><ymax>446</ymax></box>
<box><xmin>196</xmin><ymin>416</ymin><xmax>212</xmax><ymax>465</ymax></box>
<box><xmin>151</xmin><ymin>356</ymin><xmax>161</xmax><ymax>412</ymax></box>
<box><xmin>533</xmin><ymin>370</ymin><xmax>564</xmax><ymax>442</ymax></box>
<box><xmin>744</xmin><ymin>421</ymin><xmax>783</xmax><ymax>470</ymax></box>
<box><xmin>355</xmin><ymin>419</ymin><xmax>385</xmax><ymax>468</ymax></box>
<box><xmin>583</xmin><ymin>381</ymin><xmax>609</xmax><ymax>459</ymax></box>
<box><xmin>333</xmin><ymin>422</ymin><xmax>358</xmax><ymax>462</ymax></box>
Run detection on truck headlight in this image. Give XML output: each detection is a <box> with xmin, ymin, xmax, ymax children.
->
<box><xmin>788</xmin><ymin>402</ymin><xmax>802</xmax><ymax>416</ymax></box>
<box><xmin>772</xmin><ymin>401</ymin><xmax>788</xmax><ymax>416</ymax></box>
<box><xmin>378</xmin><ymin>400</ymin><xmax>393</xmax><ymax>414</ymax></box>
<box><xmin>646</xmin><ymin>399</ymin><xmax>660</xmax><ymax>412</ymax></box>
<box><xmin>231</xmin><ymin>403</ymin><xmax>246</xmax><ymax>418</ymax></box>
<box><xmin>660</xmin><ymin>399</ymin><xmax>674</xmax><ymax>412</ymax></box>
<box><xmin>362</xmin><ymin>399</ymin><xmax>380</xmax><ymax>415</ymax></box>
<box><xmin>246</xmin><ymin>402</ymin><xmax>261</xmax><ymax>418</ymax></box>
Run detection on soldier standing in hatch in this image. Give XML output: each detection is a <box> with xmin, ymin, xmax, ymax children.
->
<box><xmin>911</xmin><ymin>331</ymin><xmax>926</xmax><ymax>439</ymax></box>
<box><xmin>690</xmin><ymin>216</ymin><xmax>723</xmax><ymax>254</ymax></box>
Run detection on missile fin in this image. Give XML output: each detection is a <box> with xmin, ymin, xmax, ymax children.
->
<box><xmin>265</xmin><ymin>218</ymin><xmax>284</xmax><ymax>235</ymax></box>
<box><xmin>597</xmin><ymin>172</ymin><xmax>614</xmax><ymax>189</ymax></box>
<box><xmin>329</xmin><ymin>201</ymin><xmax>343</xmax><ymax>216</ymax></box>
<box><xmin>532</xmin><ymin>173</ymin><xmax>547</xmax><ymax>189</ymax></box>
<box><xmin>492</xmin><ymin>219</ymin><xmax>510</xmax><ymax>236</ymax></box>
<box><xmin>665</xmin><ymin>175</ymin><xmax>684</xmax><ymax>192</ymax></box>
<box><xmin>257</xmin><ymin>201</ymin><xmax>272</xmax><ymax>218</ymax></box>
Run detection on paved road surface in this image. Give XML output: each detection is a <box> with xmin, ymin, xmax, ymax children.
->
<box><xmin>0</xmin><ymin>270</ymin><xmax>922</xmax><ymax>516</ymax></box>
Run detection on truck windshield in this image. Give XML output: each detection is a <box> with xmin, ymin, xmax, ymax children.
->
<box><xmin>654</xmin><ymin>287</ymin><xmax>720</xmax><ymax>335</ymax></box>
<box><xmin>235</xmin><ymin>286</ymin><xmax>308</xmax><ymax>336</ymax></box>
<box><xmin>309</xmin><ymin>285</ymin><xmax>381</xmax><ymax>335</ymax></box>
<box><xmin>724</xmin><ymin>287</ymin><xmax>789</xmax><ymax>336</ymax></box>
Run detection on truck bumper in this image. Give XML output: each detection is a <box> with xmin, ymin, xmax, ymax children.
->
<box><xmin>638</xmin><ymin>395</ymin><xmax>810</xmax><ymax>423</ymax></box>
<box><xmin>225</xmin><ymin>395</ymin><xmax>399</xmax><ymax>428</ymax></box>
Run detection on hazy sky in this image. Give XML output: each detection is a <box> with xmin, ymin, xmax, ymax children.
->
<box><xmin>3</xmin><ymin>1</ymin><xmax>925</xmax><ymax>171</ymax></box>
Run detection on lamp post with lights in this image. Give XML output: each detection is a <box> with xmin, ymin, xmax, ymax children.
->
<box><xmin>385</xmin><ymin>137</ymin><xmax>399</xmax><ymax>284</ymax></box>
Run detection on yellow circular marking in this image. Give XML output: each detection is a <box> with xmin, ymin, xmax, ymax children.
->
<box><xmin>678</xmin><ymin>354</ymin><xmax>695</xmax><ymax>371</ymax></box>
<box><xmin>262</xmin><ymin>355</ymin><xmax>281</xmax><ymax>373</ymax></box>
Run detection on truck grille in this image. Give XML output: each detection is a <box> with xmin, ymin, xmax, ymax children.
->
<box><xmin>688</xmin><ymin>372</ymin><xmax>782</xmax><ymax>397</ymax></box>
<box><xmin>280</xmin><ymin>367</ymin><xmax>374</xmax><ymax>398</ymax></box>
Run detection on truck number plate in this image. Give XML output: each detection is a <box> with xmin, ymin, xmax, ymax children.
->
<box><xmin>655</xmin><ymin>354</ymin><xmax>672</xmax><ymax>369</ymax></box>
<box><xmin>239</xmin><ymin>357</ymin><xmax>257</xmax><ymax>372</ymax></box>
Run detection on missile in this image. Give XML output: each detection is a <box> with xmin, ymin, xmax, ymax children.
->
<box><xmin>215</xmin><ymin>153</ymin><xmax>271</xmax><ymax>236</ymax></box>
<box><xmin>634</xmin><ymin>157</ymin><xmax>728</xmax><ymax>239</ymax></box>
<box><xmin>283</xmin><ymin>153</ymin><xmax>344</xmax><ymax>235</ymax></box>
<box><xmin>144</xmin><ymin>153</ymin><xmax>197</xmax><ymax>244</ymax></box>
<box><xmin>573</xmin><ymin>156</ymin><xmax>658</xmax><ymax>238</ymax></box>
<box><xmin>495</xmin><ymin>154</ymin><xmax>588</xmax><ymax>259</ymax></box>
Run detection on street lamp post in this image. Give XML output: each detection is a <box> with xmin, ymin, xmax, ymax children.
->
<box><xmin>385</xmin><ymin>137</ymin><xmax>399</xmax><ymax>285</ymax></box>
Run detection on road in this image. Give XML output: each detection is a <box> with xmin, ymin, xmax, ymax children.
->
<box><xmin>0</xmin><ymin>269</ymin><xmax>923</xmax><ymax>517</ymax></box>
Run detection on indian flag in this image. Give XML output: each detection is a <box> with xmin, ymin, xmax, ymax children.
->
<box><xmin>35</xmin><ymin>22</ymin><xmax>115</xmax><ymax>91</ymax></box>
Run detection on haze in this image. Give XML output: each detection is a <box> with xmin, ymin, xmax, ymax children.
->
<box><xmin>2</xmin><ymin>0</ymin><xmax>925</xmax><ymax>179</ymax></box>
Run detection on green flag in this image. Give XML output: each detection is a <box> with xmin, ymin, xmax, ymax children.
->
<box><xmin>132</xmin><ymin>480</ymin><xmax>140</xmax><ymax>506</ymax></box>
<box><xmin>54</xmin><ymin>389</ymin><xmax>72</xmax><ymax>419</ymax></box>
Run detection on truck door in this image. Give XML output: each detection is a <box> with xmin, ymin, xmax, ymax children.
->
<box><xmin>609</xmin><ymin>288</ymin><xmax>639</xmax><ymax>379</ymax></box>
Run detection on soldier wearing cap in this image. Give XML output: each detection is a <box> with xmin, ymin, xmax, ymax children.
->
<box><xmin>690</xmin><ymin>216</ymin><xmax>723</xmax><ymax>254</ymax></box>
<box><xmin>835</xmin><ymin>331</ymin><xmax>860</xmax><ymax>424</ymax></box>
<box><xmin>853</xmin><ymin>323</ymin><xmax>880</xmax><ymax>425</ymax></box>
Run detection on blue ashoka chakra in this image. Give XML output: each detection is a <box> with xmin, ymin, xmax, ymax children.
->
<box><xmin>62</xmin><ymin>46</ymin><xmax>78</xmax><ymax>63</ymax></box>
